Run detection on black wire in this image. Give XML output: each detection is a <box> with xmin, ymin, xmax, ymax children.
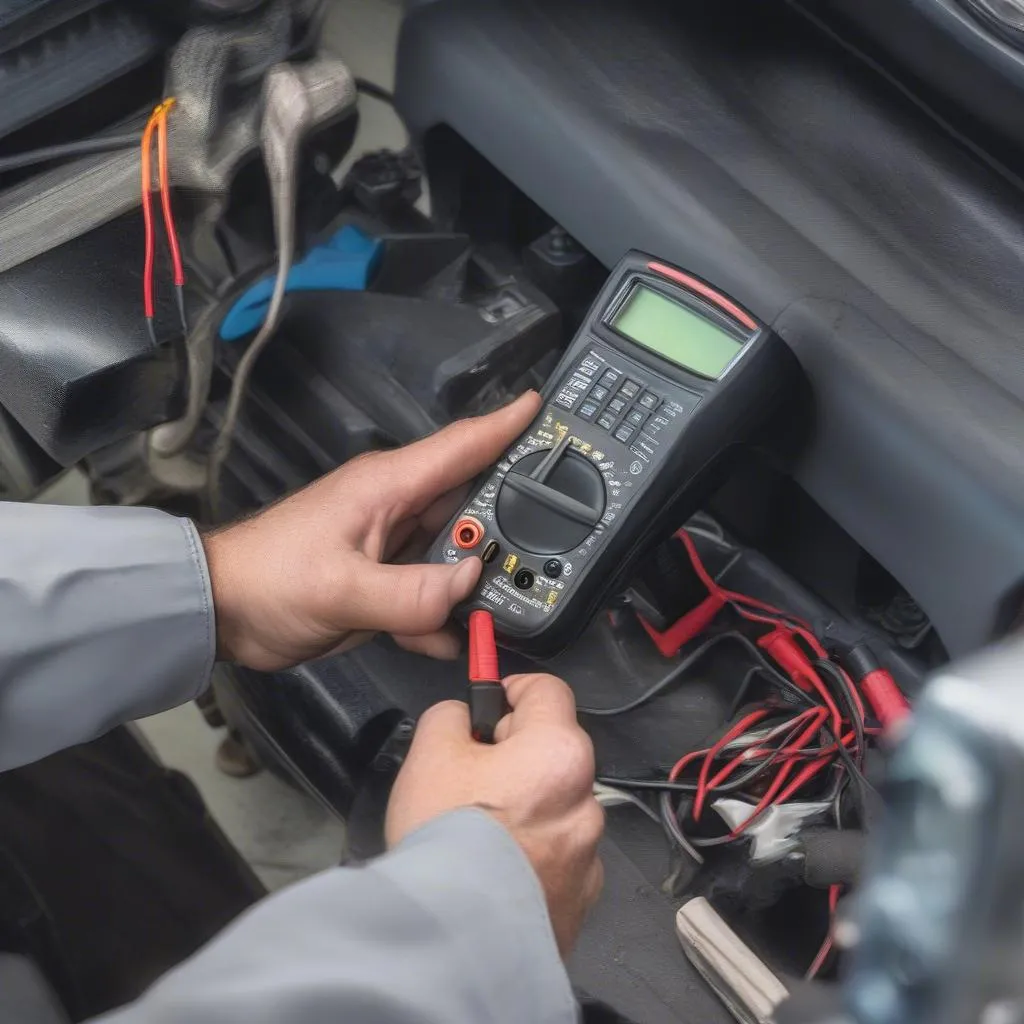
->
<box><xmin>0</xmin><ymin>133</ymin><xmax>140</xmax><ymax>174</ymax></box>
<box><xmin>577</xmin><ymin>633</ymin><xmax>736</xmax><ymax>716</ymax></box>
<box><xmin>354</xmin><ymin>77</ymin><xmax>396</xmax><ymax>105</ymax></box>
<box><xmin>726</xmin><ymin>665</ymin><xmax>762</xmax><ymax>719</ymax></box>
<box><xmin>659</xmin><ymin>790</ymin><xmax>703</xmax><ymax>863</ymax></box>
<box><xmin>578</xmin><ymin>630</ymin><xmax>807</xmax><ymax>718</ymax></box>
<box><xmin>815</xmin><ymin>658</ymin><xmax>866</xmax><ymax>771</ymax></box>
<box><xmin>592</xmin><ymin>628</ymin><xmax>880</xmax><ymax>852</ymax></box>
<box><xmin>599</xmin><ymin>776</ymin><xmax>702</xmax><ymax>793</ymax></box>
<box><xmin>598</xmin><ymin>745</ymin><xmax>798</xmax><ymax>795</ymax></box>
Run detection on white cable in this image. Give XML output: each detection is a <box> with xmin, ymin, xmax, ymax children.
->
<box><xmin>206</xmin><ymin>63</ymin><xmax>314</xmax><ymax>515</ymax></box>
<box><xmin>594</xmin><ymin>782</ymin><xmax>662</xmax><ymax>826</ymax></box>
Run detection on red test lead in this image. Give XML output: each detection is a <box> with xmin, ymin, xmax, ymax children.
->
<box><xmin>842</xmin><ymin>645</ymin><xmax>911</xmax><ymax>732</ymax></box>
<box><xmin>467</xmin><ymin>610</ymin><xmax>509</xmax><ymax>744</ymax></box>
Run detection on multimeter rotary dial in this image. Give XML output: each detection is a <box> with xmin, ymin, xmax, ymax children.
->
<box><xmin>496</xmin><ymin>439</ymin><xmax>606</xmax><ymax>556</ymax></box>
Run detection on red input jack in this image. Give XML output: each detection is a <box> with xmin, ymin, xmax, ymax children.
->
<box><xmin>453</xmin><ymin>516</ymin><xmax>485</xmax><ymax>550</ymax></box>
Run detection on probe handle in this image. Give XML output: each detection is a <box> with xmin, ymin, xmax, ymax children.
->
<box><xmin>469</xmin><ymin>683</ymin><xmax>509</xmax><ymax>744</ymax></box>
<box><xmin>468</xmin><ymin>610</ymin><xmax>508</xmax><ymax>744</ymax></box>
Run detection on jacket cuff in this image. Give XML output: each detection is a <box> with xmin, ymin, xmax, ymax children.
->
<box><xmin>0</xmin><ymin>503</ymin><xmax>215</xmax><ymax>769</ymax></box>
<box><xmin>380</xmin><ymin>808</ymin><xmax>578</xmax><ymax>1023</ymax></box>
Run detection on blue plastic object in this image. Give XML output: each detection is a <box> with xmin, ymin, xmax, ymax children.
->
<box><xmin>219</xmin><ymin>225</ymin><xmax>384</xmax><ymax>341</ymax></box>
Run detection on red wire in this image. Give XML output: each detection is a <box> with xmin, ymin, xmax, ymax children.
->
<box><xmin>669</xmin><ymin>526</ymin><xmax>874</xmax><ymax>853</ymax></box>
<box><xmin>774</xmin><ymin>754</ymin><xmax>835</xmax><ymax>805</ymax></box>
<box><xmin>839</xmin><ymin>663</ymin><xmax>867</xmax><ymax>723</ymax></box>
<box><xmin>156</xmin><ymin>100</ymin><xmax>185</xmax><ymax>287</ymax></box>
<box><xmin>702</xmin><ymin>710</ymin><xmax>819</xmax><ymax>794</ymax></box>
<box><xmin>692</xmin><ymin>708</ymin><xmax>771</xmax><ymax>821</ymax></box>
<box><xmin>798</xmin><ymin>665</ymin><xmax>843</xmax><ymax>736</ymax></box>
<box><xmin>678</xmin><ymin>530</ymin><xmax>818</xmax><ymax>637</ymax></box>
<box><xmin>806</xmin><ymin>885</ymin><xmax>842</xmax><ymax>980</ymax></box>
<box><xmin>669</xmin><ymin>747</ymin><xmax>711</xmax><ymax>783</ymax></box>
<box><xmin>726</xmin><ymin>710</ymin><xmax>829</xmax><ymax>837</ymax></box>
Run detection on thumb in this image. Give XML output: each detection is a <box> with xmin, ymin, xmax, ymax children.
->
<box><xmin>345</xmin><ymin>557</ymin><xmax>482</xmax><ymax>634</ymax></box>
<box><xmin>499</xmin><ymin>673</ymin><xmax>580</xmax><ymax>735</ymax></box>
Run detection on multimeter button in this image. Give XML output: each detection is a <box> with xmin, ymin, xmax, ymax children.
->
<box><xmin>588</xmin><ymin>385</ymin><xmax>609</xmax><ymax>403</ymax></box>
<box><xmin>607</xmin><ymin>397</ymin><xmax>627</xmax><ymax>415</ymax></box>
<box><xmin>543</xmin><ymin>559</ymin><xmax>563</xmax><ymax>579</ymax></box>
<box><xmin>614</xmin><ymin>425</ymin><xmax>635</xmax><ymax>444</ymax></box>
<box><xmin>625</xmin><ymin>409</ymin><xmax>647</xmax><ymax>429</ymax></box>
<box><xmin>618</xmin><ymin>379</ymin><xmax>641</xmax><ymax>399</ymax></box>
<box><xmin>597</xmin><ymin>413</ymin><xmax>616</xmax><ymax>431</ymax></box>
<box><xmin>639</xmin><ymin>392</ymin><xmax>660</xmax><ymax>410</ymax></box>
<box><xmin>598</xmin><ymin>369</ymin><xmax>621</xmax><ymax>388</ymax></box>
<box><xmin>577</xmin><ymin>401</ymin><xmax>599</xmax><ymax>421</ymax></box>
<box><xmin>567</xmin><ymin>376</ymin><xmax>590</xmax><ymax>391</ymax></box>
<box><xmin>555</xmin><ymin>393</ymin><xmax>577</xmax><ymax>409</ymax></box>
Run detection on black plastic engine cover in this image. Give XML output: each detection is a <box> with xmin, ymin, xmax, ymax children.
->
<box><xmin>0</xmin><ymin>215</ymin><xmax>184</xmax><ymax>465</ymax></box>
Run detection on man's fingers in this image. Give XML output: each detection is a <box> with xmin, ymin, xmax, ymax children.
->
<box><xmin>323</xmin><ymin>629</ymin><xmax>376</xmax><ymax>657</ymax></box>
<box><xmin>412</xmin><ymin>699</ymin><xmax>474</xmax><ymax>751</ymax></box>
<box><xmin>418</xmin><ymin>486</ymin><xmax>471</xmax><ymax>536</ymax></box>
<box><xmin>492</xmin><ymin>709</ymin><xmax>515</xmax><ymax>744</ymax></box>
<box><xmin>346</xmin><ymin>558</ymin><xmax>482</xmax><ymax>634</ymax></box>
<box><xmin>393</xmin><ymin>629</ymin><xmax>463</xmax><ymax>660</ymax></box>
<box><xmin>385</xmin><ymin>392</ymin><xmax>541</xmax><ymax>514</ymax></box>
<box><xmin>502</xmin><ymin>673</ymin><xmax>581</xmax><ymax>731</ymax></box>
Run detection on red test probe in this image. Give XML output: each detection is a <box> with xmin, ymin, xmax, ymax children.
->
<box><xmin>467</xmin><ymin>610</ymin><xmax>509</xmax><ymax>743</ymax></box>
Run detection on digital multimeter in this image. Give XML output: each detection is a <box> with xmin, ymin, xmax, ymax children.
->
<box><xmin>428</xmin><ymin>251</ymin><xmax>799</xmax><ymax>658</ymax></box>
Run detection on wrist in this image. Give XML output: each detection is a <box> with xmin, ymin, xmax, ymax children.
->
<box><xmin>202</xmin><ymin>526</ymin><xmax>259</xmax><ymax>666</ymax></box>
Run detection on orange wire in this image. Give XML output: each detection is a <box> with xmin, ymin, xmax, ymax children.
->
<box><xmin>156</xmin><ymin>98</ymin><xmax>184</xmax><ymax>287</ymax></box>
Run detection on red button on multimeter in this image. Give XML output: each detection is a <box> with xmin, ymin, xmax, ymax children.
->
<box><xmin>429</xmin><ymin>251</ymin><xmax>800</xmax><ymax>659</ymax></box>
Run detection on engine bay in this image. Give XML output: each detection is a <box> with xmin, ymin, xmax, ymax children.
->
<box><xmin>3</xmin><ymin>0</ymin><xmax>1024</xmax><ymax>1021</ymax></box>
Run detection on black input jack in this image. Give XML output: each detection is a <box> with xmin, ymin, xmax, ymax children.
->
<box><xmin>513</xmin><ymin>569</ymin><xmax>535</xmax><ymax>591</ymax></box>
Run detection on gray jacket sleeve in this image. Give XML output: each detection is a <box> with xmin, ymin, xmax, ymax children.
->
<box><xmin>98</xmin><ymin>808</ymin><xmax>578</xmax><ymax>1024</ymax></box>
<box><xmin>0</xmin><ymin>502</ymin><xmax>214</xmax><ymax>770</ymax></box>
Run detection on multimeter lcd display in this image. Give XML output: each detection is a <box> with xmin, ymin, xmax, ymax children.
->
<box><xmin>611</xmin><ymin>284</ymin><xmax>743</xmax><ymax>379</ymax></box>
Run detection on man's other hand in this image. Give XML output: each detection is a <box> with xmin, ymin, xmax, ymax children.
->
<box><xmin>385</xmin><ymin>673</ymin><xmax>604</xmax><ymax>956</ymax></box>
<box><xmin>203</xmin><ymin>392</ymin><xmax>541</xmax><ymax>669</ymax></box>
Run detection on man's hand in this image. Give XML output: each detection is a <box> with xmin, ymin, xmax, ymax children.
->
<box><xmin>203</xmin><ymin>392</ymin><xmax>542</xmax><ymax>670</ymax></box>
<box><xmin>386</xmin><ymin>674</ymin><xmax>604</xmax><ymax>956</ymax></box>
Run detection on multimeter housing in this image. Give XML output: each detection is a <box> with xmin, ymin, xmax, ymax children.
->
<box><xmin>428</xmin><ymin>251</ymin><xmax>799</xmax><ymax>658</ymax></box>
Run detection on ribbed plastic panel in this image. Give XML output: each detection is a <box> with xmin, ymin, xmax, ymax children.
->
<box><xmin>0</xmin><ymin>1</ymin><xmax>164</xmax><ymax>141</ymax></box>
<box><xmin>0</xmin><ymin>0</ymin><xmax>105</xmax><ymax>54</ymax></box>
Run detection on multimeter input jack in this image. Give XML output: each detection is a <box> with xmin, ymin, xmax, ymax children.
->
<box><xmin>453</xmin><ymin>516</ymin><xmax>485</xmax><ymax>550</ymax></box>
<box><xmin>513</xmin><ymin>569</ymin><xmax>536</xmax><ymax>591</ymax></box>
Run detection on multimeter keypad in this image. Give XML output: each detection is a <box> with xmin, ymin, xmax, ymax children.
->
<box><xmin>556</xmin><ymin>352</ymin><xmax>681</xmax><ymax>458</ymax></box>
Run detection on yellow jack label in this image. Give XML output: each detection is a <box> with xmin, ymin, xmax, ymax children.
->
<box><xmin>503</xmin><ymin>553</ymin><xmax>519</xmax><ymax>574</ymax></box>
<box><xmin>546</xmin><ymin>590</ymin><xmax>558</xmax><ymax>606</ymax></box>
